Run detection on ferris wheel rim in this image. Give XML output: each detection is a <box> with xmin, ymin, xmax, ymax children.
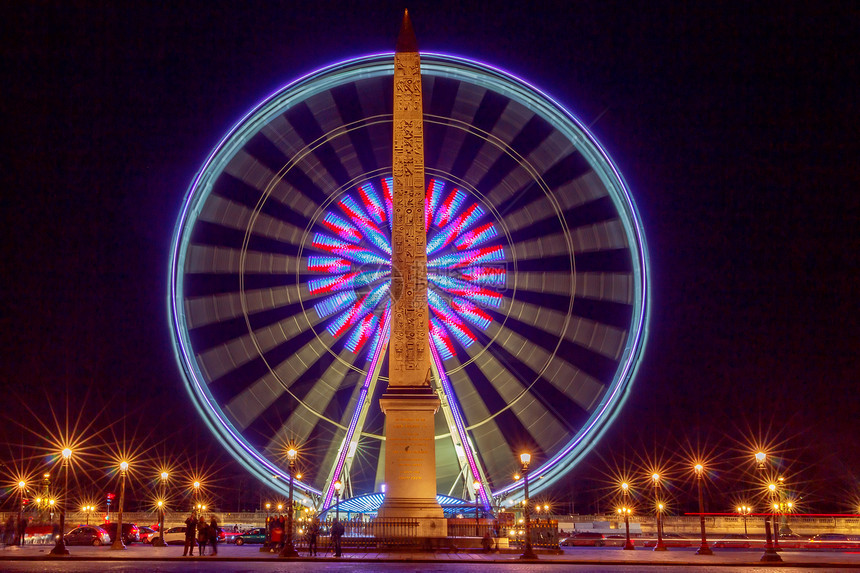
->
<box><xmin>168</xmin><ymin>51</ymin><xmax>651</xmax><ymax>503</ymax></box>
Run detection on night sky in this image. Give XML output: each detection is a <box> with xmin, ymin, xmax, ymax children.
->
<box><xmin>2</xmin><ymin>2</ymin><xmax>857</xmax><ymax>513</ymax></box>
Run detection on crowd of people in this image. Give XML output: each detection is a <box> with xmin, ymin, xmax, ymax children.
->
<box><xmin>182</xmin><ymin>512</ymin><xmax>219</xmax><ymax>556</ymax></box>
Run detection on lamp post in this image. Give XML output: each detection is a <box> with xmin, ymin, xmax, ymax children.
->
<box><xmin>693</xmin><ymin>464</ymin><xmax>712</xmax><ymax>555</ymax></box>
<box><xmin>755</xmin><ymin>452</ymin><xmax>781</xmax><ymax>562</ymax></box>
<box><xmin>280</xmin><ymin>448</ymin><xmax>299</xmax><ymax>558</ymax></box>
<box><xmin>473</xmin><ymin>480</ymin><xmax>481</xmax><ymax>537</ymax></box>
<box><xmin>50</xmin><ymin>448</ymin><xmax>72</xmax><ymax>556</ymax></box>
<box><xmin>334</xmin><ymin>480</ymin><xmax>342</xmax><ymax>522</ymax></box>
<box><xmin>776</xmin><ymin>476</ymin><xmax>789</xmax><ymax>536</ymax></box>
<box><xmin>16</xmin><ymin>481</ymin><xmax>26</xmax><ymax>547</ymax></box>
<box><xmin>111</xmin><ymin>461</ymin><xmax>128</xmax><ymax>550</ymax></box>
<box><xmin>261</xmin><ymin>502</ymin><xmax>272</xmax><ymax>552</ymax></box>
<box><xmin>737</xmin><ymin>506</ymin><xmax>751</xmax><ymax>536</ymax></box>
<box><xmin>652</xmin><ymin>474</ymin><xmax>666</xmax><ymax>551</ymax></box>
<box><xmin>768</xmin><ymin>483</ymin><xmax>782</xmax><ymax>551</ymax></box>
<box><xmin>152</xmin><ymin>472</ymin><xmax>168</xmax><ymax>547</ymax></box>
<box><xmin>193</xmin><ymin>481</ymin><xmax>201</xmax><ymax>509</ymax></box>
<box><xmin>518</xmin><ymin>452</ymin><xmax>537</xmax><ymax>560</ymax></box>
<box><xmin>620</xmin><ymin>482</ymin><xmax>634</xmax><ymax>550</ymax></box>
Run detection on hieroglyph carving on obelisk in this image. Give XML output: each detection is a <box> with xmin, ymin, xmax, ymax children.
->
<box><xmin>377</xmin><ymin>11</ymin><xmax>446</xmax><ymax>534</ymax></box>
<box><xmin>389</xmin><ymin>18</ymin><xmax>429</xmax><ymax>387</ymax></box>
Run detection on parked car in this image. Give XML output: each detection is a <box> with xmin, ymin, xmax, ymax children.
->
<box><xmin>563</xmin><ymin>531</ymin><xmax>606</xmax><ymax>546</ymax></box>
<box><xmin>137</xmin><ymin>525</ymin><xmax>157</xmax><ymax>543</ymax></box>
<box><xmin>103</xmin><ymin>522</ymin><xmax>140</xmax><ymax>544</ymax></box>
<box><xmin>64</xmin><ymin>525</ymin><xmax>111</xmax><ymax>546</ymax></box>
<box><xmin>713</xmin><ymin>533</ymin><xmax>751</xmax><ymax>548</ymax></box>
<box><xmin>234</xmin><ymin>527</ymin><xmax>267</xmax><ymax>545</ymax></box>
<box><xmin>643</xmin><ymin>532</ymin><xmax>693</xmax><ymax>547</ymax></box>
<box><xmin>155</xmin><ymin>526</ymin><xmax>190</xmax><ymax>545</ymax></box>
<box><xmin>223</xmin><ymin>530</ymin><xmax>242</xmax><ymax>544</ymax></box>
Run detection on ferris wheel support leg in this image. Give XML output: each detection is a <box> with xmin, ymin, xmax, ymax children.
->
<box><xmin>321</xmin><ymin>318</ymin><xmax>391</xmax><ymax>509</ymax></box>
<box><xmin>429</xmin><ymin>344</ymin><xmax>493</xmax><ymax>512</ymax></box>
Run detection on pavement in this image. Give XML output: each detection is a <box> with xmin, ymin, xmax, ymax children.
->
<box><xmin>2</xmin><ymin>543</ymin><xmax>860</xmax><ymax>568</ymax></box>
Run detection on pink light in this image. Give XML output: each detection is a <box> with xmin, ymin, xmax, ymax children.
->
<box><xmin>425</xmin><ymin>179</ymin><xmax>444</xmax><ymax>228</ymax></box>
<box><xmin>434</xmin><ymin>188</ymin><xmax>465</xmax><ymax>227</ymax></box>
<box><xmin>454</xmin><ymin>222</ymin><xmax>497</xmax><ymax>250</ymax></box>
<box><xmin>382</xmin><ymin>177</ymin><xmax>394</xmax><ymax>231</ymax></box>
<box><xmin>427</xmin><ymin>203</ymin><xmax>485</xmax><ymax>254</ymax></box>
<box><xmin>321</xmin><ymin>212</ymin><xmax>362</xmax><ymax>243</ymax></box>
<box><xmin>345</xmin><ymin>312</ymin><xmax>377</xmax><ymax>353</ymax></box>
<box><xmin>307</xmin><ymin>256</ymin><xmax>350</xmax><ymax>273</ymax></box>
<box><xmin>460</xmin><ymin>266</ymin><xmax>506</xmax><ymax>286</ymax></box>
<box><xmin>358</xmin><ymin>183</ymin><xmax>387</xmax><ymax>226</ymax></box>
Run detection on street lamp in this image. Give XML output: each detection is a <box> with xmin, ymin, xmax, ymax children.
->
<box><xmin>193</xmin><ymin>481</ymin><xmax>201</xmax><ymax>509</ymax></box>
<box><xmin>152</xmin><ymin>471</ymin><xmax>168</xmax><ymax>547</ymax></box>
<box><xmin>754</xmin><ymin>453</ymin><xmax>781</xmax><ymax>562</ymax></box>
<box><xmin>768</xmin><ymin>483</ymin><xmax>782</xmax><ymax>551</ymax></box>
<box><xmin>518</xmin><ymin>452</ymin><xmax>537</xmax><ymax>560</ymax></box>
<box><xmin>473</xmin><ymin>480</ymin><xmax>481</xmax><ymax>537</ymax></box>
<box><xmin>693</xmin><ymin>464</ymin><xmax>712</xmax><ymax>555</ymax></box>
<box><xmin>737</xmin><ymin>506</ymin><xmax>751</xmax><ymax>536</ymax></box>
<box><xmin>111</xmin><ymin>461</ymin><xmax>129</xmax><ymax>550</ymax></box>
<box><xmin>334</xmin><ymin>480</ymin><xmax>342</xmax><ymax>522</ymax></box>
<box><xmin>16</xmin><ymin>481</ymin><xmax>26</xmax><ymax>547</ymax></box>
<box><xmin>652</xmin><ymin>474</ymin><xmax>666</xmax><ymax>551</ymax></box>
<box><xmin>280</xmin><ymin>448</ymin><xmax>299</xmax><ymax>558</ymax></box>
<box><xmin>620</xmin><ymin>482</ymin><xmax>634</xmax><ymax>550</ymax></box>
<box><xmin>260</xmin><ymin>502</ymin><xmax>272</xmax><ymax>552</ymax></box>
<box><xmin>50</xmin><ymin>447</ymin><xmax>73</xmax><ymax>556</ymax></box>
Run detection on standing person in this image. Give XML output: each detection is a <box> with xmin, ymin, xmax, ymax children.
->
<box><xmin>17</xmin><ymin>517</ymin><xmax>27</xmax><ymax>546</ymax></box>
<box><xmin>331</xmin><ymin>518</ymin><xmax>344</xmax><ymax>557</ymax></box>
<box><xmin>182</xmin><ymin>513</ymin><xmax>197</xmax><ymax>556</ymax></box>
<box><xmin>278</xmin><ymin>515</ymin><xmax>286</xmax><ymax>550</ymax></box>
<box><xmin>196</xmin><ymin>518</ymin><xmax>209</xmax><ymax>556</ymax></box>
<box><xmin>208</xmin><ymin>515</ymin><xmax>219</xmax><ymax>556</ymax></box>
<box><xmin>270</xmin><ymin>517</ymin><xmax>282</xmax><ymax>553</ymax></box>
<box><xmin>482</xmin><ymin>529</ymin><xmax>493</xmax><ymax>552</ymax></box>
<box><xmin>306</xmin><ymin>516</ymin><xmax>319</xmax><ymax>556</ymax></box>
<box><xmin>4</xmin><ymin>515</ymin><xmax>14</xmax><ymax>545</ymax></box>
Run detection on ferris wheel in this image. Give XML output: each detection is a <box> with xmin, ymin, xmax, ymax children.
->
<box><xmin>168</xmin><ymin>52</ymin><xmax>650</xmax><ymax>508</ymax></box>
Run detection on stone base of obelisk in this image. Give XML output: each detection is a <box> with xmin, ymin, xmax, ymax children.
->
<box><xmin>377</xmin><ymin>386</ymin><xmax>447</xmax><ymax>538</ymax></box>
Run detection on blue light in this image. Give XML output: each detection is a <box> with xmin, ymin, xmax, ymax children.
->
<box><xmin>314</xmin><ymin>291</ymin><xmax>357</xmax><ymax>319</ymax></box>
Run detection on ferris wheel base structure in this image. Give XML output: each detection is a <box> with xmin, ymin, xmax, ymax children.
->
<box><xmin>168</xmin><ymin>51</ymin><xmax>650</xmax><ymax>511</ymax></box>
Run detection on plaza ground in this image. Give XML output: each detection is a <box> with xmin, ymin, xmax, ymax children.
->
<box><xmin>2</xmin><ymin>543</ymin><xmax>860</xmax><ymax>571</ymax></box>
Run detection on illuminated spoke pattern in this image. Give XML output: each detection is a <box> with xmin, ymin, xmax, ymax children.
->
<box><xmin>307</xmin><ymin>176</ymin><xmax>505</xmax><ymax>362</ymax></box>
<box><xmin>169</xmin><ymin>53</ymin><xmax>649</xmax><ymax>506</ymax></box>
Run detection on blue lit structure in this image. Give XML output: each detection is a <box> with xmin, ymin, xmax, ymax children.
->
<box><xmin>169</xmin><ymin>52</ymin><xmax>650</xmax><ymax>507</ymax></box>
<box><xmin>317</xmin><ymin>493</ymin><xmax>475</xmax><ymax>520</ymax></box>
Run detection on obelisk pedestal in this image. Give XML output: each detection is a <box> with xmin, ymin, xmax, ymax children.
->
<box><xmin>376</xmin><ymin>10</ymin><xmax>446</xmax><ymax>539</ymax></box>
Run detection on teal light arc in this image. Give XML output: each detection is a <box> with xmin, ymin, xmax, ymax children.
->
<box><xmin>168</xmin><ymin>52</ymin><xmax>650</xmax><ymax>502</ymax></box>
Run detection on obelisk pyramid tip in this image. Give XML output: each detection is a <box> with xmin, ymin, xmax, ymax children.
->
<box><xmin>396</xmin><ymin>9</ymin><xmax>418</xmax><ymax>53</ymax></box>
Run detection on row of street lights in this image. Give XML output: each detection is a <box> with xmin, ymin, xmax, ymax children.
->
<box><xmin>17</xmin><ymin>451</ymin><xmax>179</xmax><ymax>556</ymax></box>
<box><xmin>605</xmin><ymin>451</ymin><xmax>787</xmax><ymax>563</ymax></box>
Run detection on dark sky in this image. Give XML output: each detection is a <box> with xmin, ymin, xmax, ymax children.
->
<box><xmin>2</xmin><ymin>1</ymin><xmax>857</xmax><ymax>513</ymax></box>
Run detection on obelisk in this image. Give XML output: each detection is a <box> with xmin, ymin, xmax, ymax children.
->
<box><xmin>377</xmin><ymin>10</ymin><xmax>446</xmax><ymax>537</ymax></box>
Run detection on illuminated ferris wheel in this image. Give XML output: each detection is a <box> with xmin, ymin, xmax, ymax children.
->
<box><xmin>168</xmin><ymin>53</ymin><xmax>650</xmax><ymax>508</ymax></box>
